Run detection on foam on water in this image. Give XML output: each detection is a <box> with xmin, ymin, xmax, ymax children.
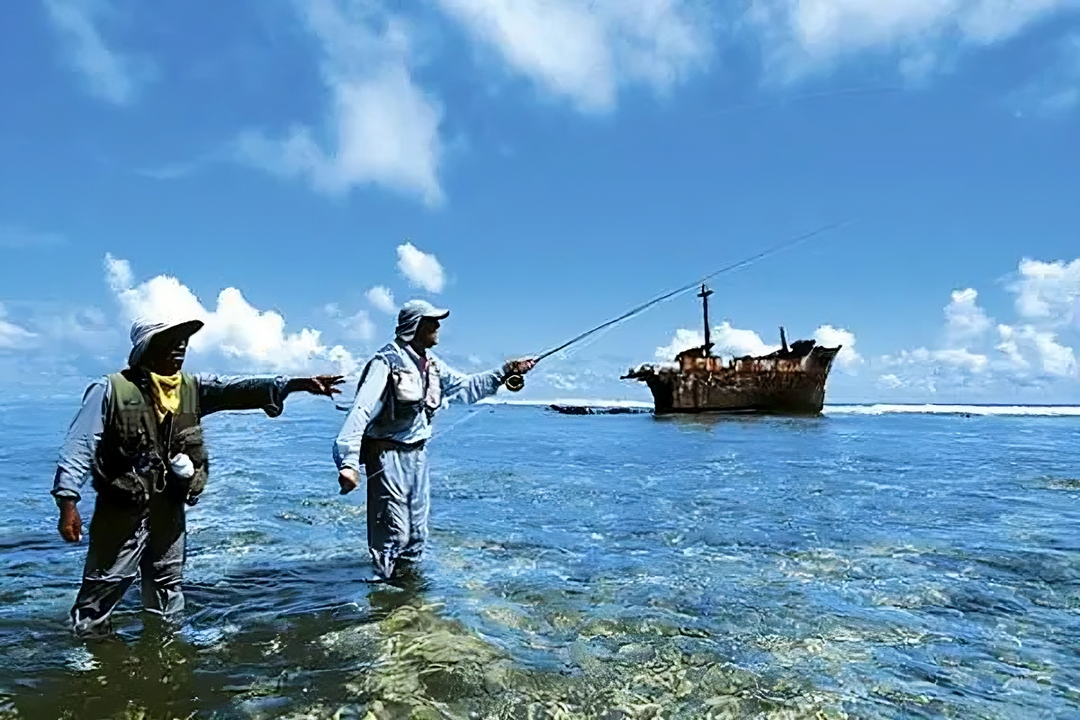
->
<box><xmin>825</xmin><ymin>404</ymin><xmax>1080</xmax><ymax>416</ymax></box>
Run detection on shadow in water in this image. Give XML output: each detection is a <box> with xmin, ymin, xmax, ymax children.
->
<box><xmin>655</xmin><ymin>411</ymin><xmax>830</xmax><ymax>434</ymax></box>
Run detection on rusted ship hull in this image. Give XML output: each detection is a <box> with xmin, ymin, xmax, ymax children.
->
<box><xmin>625</xmin><ymin>345</ymin><xmax>840</xmax><ymax>416</ymax></box>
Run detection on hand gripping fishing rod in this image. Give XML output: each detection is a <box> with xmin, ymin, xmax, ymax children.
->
<box><xmin>502</xmin><ymin>219</ymin><xmax>853</xmax><ymax>392</ymax></box>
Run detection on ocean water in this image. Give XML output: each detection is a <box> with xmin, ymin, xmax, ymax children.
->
<box><xmin>1</xmin><ymin>393</ymin><xmax>1079</xmax><ymax>719</ymax></box>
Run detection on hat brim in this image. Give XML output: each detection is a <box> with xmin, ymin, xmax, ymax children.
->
<box><xmin>423</xmin><ymin>309</ymin><xmax>450</xmax><ymax>320</ymax></box>
<box><xmin>155</xmin><ymin>319</ymin><xmax>205</xmax><ymax>344</ymax></box>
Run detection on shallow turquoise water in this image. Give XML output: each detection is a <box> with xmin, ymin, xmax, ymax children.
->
<box><xmin>1</xmin><ymin>394</ymin><xmax>1079</xmax><ymax>718</ymax></box>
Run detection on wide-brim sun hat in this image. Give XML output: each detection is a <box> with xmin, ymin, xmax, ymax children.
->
<box><xmin>128</xmin><ymin>318</ymin><xmax>205</xmax><ymax>368</ymax></box>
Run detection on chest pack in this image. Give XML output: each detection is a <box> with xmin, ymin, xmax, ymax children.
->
<box><xmin>369</xmin><ymin>343</ymin><xmax>442</xmax><ymax>433</ymax></box>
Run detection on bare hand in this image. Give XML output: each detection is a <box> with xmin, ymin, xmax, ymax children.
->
<box><xmin>58</xmin><ymin>501</ymin><xmax>82</xmax><ymax>543</ymax></box>
<box><xmin>338</xmin><ymin>468</ymin><xmax>359</xmax><ymax>495</ymax></box>
<box><xmin>502</xmin><ymin>358</ymin><xmax>537</xmax><ymax>378</ymax></box>
<box><xmin>289</xmin><ymin>375</ymin><xmax>345</xmax><ymax>397</ymax></box>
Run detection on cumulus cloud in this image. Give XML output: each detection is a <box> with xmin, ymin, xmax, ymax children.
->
<box><xmin>433</xmin><ymin>0</ymin><xmax>711</xmax><ymax>112</ymax></box>
<box><xmin>878</xmin><ymin>258</ymin><xmax>1080</xmax><ymax>393</ymax></box>
<box><xmin>0</xmin><ymin>304</ymin><xmax>37</xmax><ymax>349</ymax></box>
<box><xmin>104</xmin><ymin>254</ymin><xmax>356</xmax><ymax>373</ymax></box>
<box><xmin>326</xmin><ymin>302</ymin><xmax>377</xmax><ymax>341</ymax></box>
<box><xmin>237</xmin><ymin>0</ymin><xmax>443</xmax><ymax>204</ymax></box>
<box><xmin>1010</xmin><ymin>258</ymin><xmax>1080</xmax><ymax>325</ymax></box>
<box><xmin>366</xmin><ymin>285</ymin><xmax>397</xmax><ymax>314</ymax></box>
<box><xmin>997</xmin><ymin>323</ymin><xmax>1076</xmax><ymax>376</ymax></box>
<box><xmin>655</xmin><ymin>321</ymin><xmax>858</xmax><ymax>369</ymax></box>
<box><xmin>44</xmin><ymin>0</ymin><xmax>147</xmax><ymax>105</ymax></box>
<box><xmin>751</xmin><ymin>0</ymin><xmax>1075</xmax><ymax>78</ymax></box>
<box><xmin>814</xmin><ymin>324</ymin><xmax>862</xmax><ymax>370</ymax></box>
<box><xmin>944</xmin><ymin>288</ymin><xmax>993</xmax><ymax>343</ymax></box>
<box><xmin>396</xmin><ymin>242</ymin><xmax>445</xmax><ymax>293</ymax></box>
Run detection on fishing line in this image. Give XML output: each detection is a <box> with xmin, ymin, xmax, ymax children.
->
<box><xmin>331</xmin><ymin>219</ymin><xmax>853</xmax><ymax>450</ymax></box>
<box><xmin>502</xmin><ymin>218</ymin><xmax>854</xmax><ymax>391</ymax></box>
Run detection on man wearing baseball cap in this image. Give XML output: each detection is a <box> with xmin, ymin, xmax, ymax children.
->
<box><xmin>333</xmin><ymin>299</ymin><xmax>535</xmax><ymax>582</ymax></box>
<box><xmin>52</xmin><ymin>316</ymin><xmax>344</xmax><ymax>637</ymax></box>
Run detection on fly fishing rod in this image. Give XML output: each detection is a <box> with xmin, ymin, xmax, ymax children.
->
<box><xmin>502</xmin><ymin>219</ymin><xmax>853</xmax><ymax>392</ymax></box>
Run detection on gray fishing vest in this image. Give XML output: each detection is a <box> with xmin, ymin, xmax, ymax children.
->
<box><xmin>366</xmin><ymin>343</ymin><xmax>442</xmax><ymax>438</ymax></box>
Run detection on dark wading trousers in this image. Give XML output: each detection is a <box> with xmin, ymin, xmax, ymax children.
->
<box><xmin>70</xmin><ymin>491</ymin><xmax>186</xmax><ymax>637</ymax></box>
<box><xmin>364</xmin><ymin>440</ymin><xmax>430</xmax><ymax>580</ymax></box>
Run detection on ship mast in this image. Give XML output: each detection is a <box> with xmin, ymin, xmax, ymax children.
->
<box><xmin>698</xmin><ymin>284</ymin><xmax>714</xmax><ymax>357</ymax></box>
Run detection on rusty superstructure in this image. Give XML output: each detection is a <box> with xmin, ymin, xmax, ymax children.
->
<box><xmin>623</xmin><ymin>285</ymin><xmax>840</xmax><ymax>415</ymax></box>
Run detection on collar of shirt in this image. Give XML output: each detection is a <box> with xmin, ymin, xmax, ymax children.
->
<box><xmin>398</xmin><ymin>340</ymin><xmax>429</xmax><ymax>374</ymax></box>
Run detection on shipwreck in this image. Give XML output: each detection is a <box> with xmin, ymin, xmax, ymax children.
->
<box><xmin>622</xmin><ymin>285</ymin><xmax>840</xmax><ymax>415</ymax></box>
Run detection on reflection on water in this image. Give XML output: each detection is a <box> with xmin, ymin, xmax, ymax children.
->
<box><xmin>1</xmin><ymin>398</ymin><xmax>1079</xmax><ymax>718</ymax></box>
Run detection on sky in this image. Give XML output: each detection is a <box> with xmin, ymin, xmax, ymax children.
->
<box><xmin>1</xmin><ymin>0</ymin><xmax>1079</xmax><ymax>404</ymax></box>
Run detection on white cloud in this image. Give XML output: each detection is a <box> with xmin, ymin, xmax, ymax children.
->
<box><xmin>751</xmin><ymin>0</ymin><xmax>1075</xmax><ymax>78</ymax></box>
<box><xmin>434</xmin><ymin>0</ymin><xmax>710</xmax><ymax>112</ymax></box>
<box><xmin>104</xmin><ymin>254</ymin><xmax>356</xmax><ymax>373</ymax></box>
<box><xmin>366</xmin><ymin>285</ymin><xmax>397</xmax><ymax>314</ymax></box>
<box><xmin>655</xmin><ymin>327</ymin><xmax>706</xmax><ymax>360</ymax></box>
<box><xmin>997</xmin><ymin>323</ymin><xmax>1076</xmax><ymax>376</ymax></box>
<box><xmin>326</xmin><ymin>302</ymin><xmax>377</xmax><ymax>341</ymax></box>
<box><xmin>944</xmin><ymin>288</ymin><xmax>992</xmax><ymax>343</ymax></box>
<box><xmin>877</xmin><ymin>259</ymin><xmax>1080</xmax><ymax>393</ymax></box>
<box><xmin>656</xmin><ymin>322</ymin><xmax>855</xmax><ymax>362</ymax></box>
<box><xmin>813</xmin><ymin>324</ymin><xmax>862</xmax><ymax>370</ymax></box>
<box><xmin>0</xmin><ymin>304</ymin><xmax>37</xmax><ymax>349</ymax></box>
<box><xmin>44</xmin><ymin>0</ymin><xmax>145</xmax><ymax>105</ymax></box>
<box><xmin>878</xmin><ymin>373</ymin><xmax>904</xmax><ymax>389</ymax></box>
<box><xmin>1010</xmin><ymin>258</ymin><xmax>1080</xmax><ymax>325</ymax></box>
<box><xmin>397</xmin><ymin>242</ymin><xmax>446</xmax><ymax>293</ymax></box>
<box><xmin>886</xmin><ymin>346</ymin><xmax>991</xmax><ymax>375</ymax></box>
<box><xmin>237</xmin><ymin>0</ymin><xmax>443</xmax><ymax>204</ymax></box>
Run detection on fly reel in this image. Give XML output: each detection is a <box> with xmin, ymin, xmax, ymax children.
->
<box><xmin>504</xmin><ymin>374</ymin><xmax>525</xmax><ymax>392</ymax></box>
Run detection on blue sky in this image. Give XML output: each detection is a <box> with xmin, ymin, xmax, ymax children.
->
<box><xmin>1</xmin><ymin>0</ymin><xmax>1079</xmax><ymax>403</ymax></box>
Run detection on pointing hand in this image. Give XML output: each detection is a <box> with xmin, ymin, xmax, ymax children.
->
<box><xmin>289</xmin><ymin>375</ymin><xmax>345</xmax><ymax>397</ymax></box>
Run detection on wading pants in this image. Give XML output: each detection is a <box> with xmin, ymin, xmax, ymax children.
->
<box><xmin>364</xmin><ymin>440</ymin><xmax>430</xmax><ymax>580</ymax></box>
<box><xmin>70</xmin><ymin>491</ymin><xmax>186</xmax><ymax>637</ymax></box>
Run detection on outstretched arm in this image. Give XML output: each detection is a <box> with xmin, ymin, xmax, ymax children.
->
<box><xmin>52</xmin><ymin>379</ymin><xmax>109</xmax><ymax>542</ymax></box>
<box><xmin>333</xmin><ymin>359</ymin><xmax>390</xmax><ymax>494</ymax></box>
<box><xmin>198</xmin><ymin>375</ymin><xmax>342</xmax><ymax>417</ymax></box>
<box><xmin>438</xmin><ymin>357</ymin><xmax>537</xmax><ymax>405</ymax></box>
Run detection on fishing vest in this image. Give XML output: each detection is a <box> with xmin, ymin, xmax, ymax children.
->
<box><xmin>90</xmin><ymin>371</ymin><xmax>209</xmax><ymax>507</ymax></box>
<box><xmin>366</xmin><ymin>343</ymin><xmax>442</xmax><ymax>438</ymax></box>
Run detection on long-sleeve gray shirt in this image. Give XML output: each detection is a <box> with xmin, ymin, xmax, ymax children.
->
<box><xmin>333</xmin><ymin>344</ymin><xmax>503</xmax><ymax>472</ymax></box>
<box><xmin>53</xmin><ymin>375</ymin><xmax>293</xmax><ymax>504</ymax></box>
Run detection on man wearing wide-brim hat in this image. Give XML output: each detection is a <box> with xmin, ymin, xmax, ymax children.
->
<box><xmin>333</xmin><ymin>299</ymin><xmax>535</xmax><ymax>582</ymax></box>
<box><xmin>53</xmin><ymin>317</ymin><xmax>344</xmax><ymax>637</ymax></box>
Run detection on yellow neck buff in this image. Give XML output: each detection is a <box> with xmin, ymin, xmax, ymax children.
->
<box><xmin>148</xmin><ymin>372</ymin><xmax>182</xmax><ymax>422</ymax></box>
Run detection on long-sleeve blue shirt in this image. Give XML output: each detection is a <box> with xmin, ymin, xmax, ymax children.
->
<box><xmin>333</xmin><ymin>343</ymin><xmax>503</xmax><ymax>472</ymax></box>
<box><xmin>52</xmin><ymin>374</ymin><xmax>293</xmax><ymax>504</ymax></box>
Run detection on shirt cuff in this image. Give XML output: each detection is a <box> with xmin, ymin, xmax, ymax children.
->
<box><xmin>333</xmin><ymin>443</ymin><xmax>361</xmax><ymax>472</ymax></box>
<box><xmin>52</xmin><ymin>468</ymin><xmax>82</xmax><ymax>504</ymax></box>
<box><xmin>52</xmin><ymin>489</ymin><xmax>80</xmax><ymax>505</ymax></box>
